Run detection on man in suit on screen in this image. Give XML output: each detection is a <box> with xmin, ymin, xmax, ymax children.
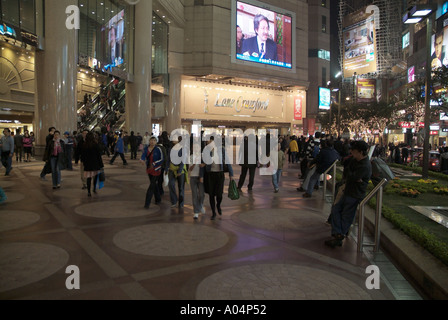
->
<box><xmin>242</xmin><ymin>14</ymin><xmax>278</xmax><ymax>61</ymax></box>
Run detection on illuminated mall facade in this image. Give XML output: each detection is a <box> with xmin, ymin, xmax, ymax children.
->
<box><xmin>0</xmin><ymin>0</ymin><xmax>332</xmax><ymax>146</ymax></box>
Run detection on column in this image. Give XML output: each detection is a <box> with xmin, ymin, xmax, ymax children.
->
<box><xmin>35</xmin><ymin>0</ymin><xmax>78</xmax><ymax>146</ymax></box>
<box><xmin>125</xmin><ymin>0</ymin><xmax>152</xmax><ymax>136</ymax></box>
<box><xmin>165</xmin><ymin>73</ymin><xmax>182</xmax><ymax>134</ymax></box>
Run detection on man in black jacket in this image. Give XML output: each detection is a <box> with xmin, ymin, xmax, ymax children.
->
<box><xmin>325</xmin><ymin>140</ymin><xmax>372</xmax><ymax>248</ymax></box>
<box><xmin>237</xmin><ymin>134</ymin><xmax>258</xmax><ymax>192</ymax></box>
<box><xmin>39</xmin><ymin>127</ymin><xmax>55</xmax><ymax>180</ymax></box>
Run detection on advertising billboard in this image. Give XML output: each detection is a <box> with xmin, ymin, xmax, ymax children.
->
<box><xmin>408</xmin><ymin>66</ymin><xmax>415</xmax><ymax>83</ymax></box>
<box><xmin>342</xmin><ymin>8</ymin><xmax>377</xmax><ymax>78</ymax></box>
<box><xmin>234</xmin><ymin>0</ymin><xmax>294</xmax><ymax>69</ymax></box>
<box><xmin>319</xmin><ymin>87</ymin><xmax>331</xmax><ymax>110</ymax></box>
<box><xmin>294</xmin><ymin>96</ymin><xmax>303</xmax><ymax>120</ymax></box>
<box><xmin>357</xmin><ymin>79</ymin><xmax>376</xmax><ymax>103</ymax></box>
<box><xmin>430</xmin><ymin>18</ymin><xmax>448</xmax><ymax>70</ymax></box>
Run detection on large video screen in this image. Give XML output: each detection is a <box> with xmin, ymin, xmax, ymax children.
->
<box><xmin>235</xmin><ymin>1</ymin><xmax>293</xmax><ymax>69</ymax></box>
<box><xmin>107</xmin><ymin>10</ymin><xmax>125</xmax><ymax>67</ymax></box>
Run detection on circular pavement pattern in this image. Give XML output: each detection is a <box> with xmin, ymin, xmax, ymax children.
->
<box><xmin>1</xmin><ymin>192</ymin><xmax>25</xmax><ymax>203</ymax></box>
<box><xmin>74</xmin><ymin>201</ymin><xmax>159</xmax><ymax>219</ymax></box>
<box><xmin>236</xmin><ymin>208</ymin><xmax>324</xmax><ymax>231</ymax></box>
<box><xmin>0</xmin><ymin>181</ymin><xmax>15</xmax><ymax>188</ymax></box>
<box><xmin>109</xmin><ymin>174</ymin><xmax>148</xmax><ymax>182</ymax></box>
<box><xmin>0</xmin><ymin>242</ymin><xmax>69</xmax><ymax>293</ymax></box>
<box><xmin>53</xmin><ymin>187</ymin><xmax>121</xmax><ymax>198</ymax></box>
<box><xmin>101</xmin><ymin>168</ymin><xmax>136</xmax><ymax>175</ymax></box>
<box><xmin>0</xmin><ymin>211</ymin><xmax>41</xmax><ymax>232</ymax></box>
<box><xmin>113</xmin><ymin>223</ymin><xmax>229</xmax><ymax>256</ymax></box>
<box><xmin>196</xmin><ymin>264</ymin><xmax>372</xmax><ymax>300</ymax></box>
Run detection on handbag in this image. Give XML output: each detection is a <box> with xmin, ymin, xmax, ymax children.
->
<box><xmin>228</xmin><ymin>179</ymin><xmax>240</xmax><ymax>200</ymax></box>
<box><xmin>163</xmin><ymin>172</ymin><xmax>169</xmax><ymax>187</ymax></box>
<box><xmin>97</xmin><ymin>173</ymin><xmax>105</xmax><ymax>189</ymax></box>
<box><xmin>99</xmin><ymin>168</ymin><xmax>105</xmax><ymax>182</ymax></box>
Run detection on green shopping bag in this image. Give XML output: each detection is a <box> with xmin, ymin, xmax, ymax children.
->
<box><xmin>228</xmin><ymin>179</ymin><xmax>240</xmax><ymax>200</ymax></box>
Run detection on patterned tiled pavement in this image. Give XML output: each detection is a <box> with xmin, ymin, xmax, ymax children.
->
<box><xmin>0</xmin><ymin>156</ymin><xmax>423</xmax><ymax>302</ymax></box>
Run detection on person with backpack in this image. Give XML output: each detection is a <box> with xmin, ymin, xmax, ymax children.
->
<box><xmin>189</xmin><ymin>136</ymin><xmax>206</xmax><ymax>219</ymax></box>
<box><xmin>109</xmin><ymin>132</ymin><xmax>128</xmax><ymax>166</ymax></box>
<box><xmin>140</xmin><ymin>136</ymin><xmax>163</xmax><ymax>208</ymax></box>
<box><xmin>168</xmin><ymin>136</ymin><xmax>187</xmax><ymax>208</ymax></box>
<box><xmin>297</xmin><ymin>133</ymin><xmax>321</xmax><ymax>192</ymax></box>
<box><xmin>302</xmin><ymin>139</ymin><xmax>340</xmax><ymax>198</ymax></box>
<box><xmin>156</xmin><ymin>137</ymin><xmax>169</xmax><ymax>197</ymax></box>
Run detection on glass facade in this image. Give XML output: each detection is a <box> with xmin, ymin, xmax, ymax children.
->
<box><xmin>151</xmin><ymin>12</ymin><xmax>168</xmax><ymax>94</ymax></box>
<box><xmin>0</xmin><ymin>0</ymin><xmax>36</xmax><ymax>34</ymax></box>
<box><xmin>152</xmin><ymin>12</ymin><xmax>168</xmax><ymax>77</ymax></box>
<box><xmin>78</xmin><ymin>0</ymin><xmax>134</xmax><ymax>78</ymax></box>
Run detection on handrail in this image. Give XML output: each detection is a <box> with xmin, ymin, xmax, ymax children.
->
<box><xmin>322</xmin><ymin>160</ymin><xmax>339</xmax><ymax>202</ymax></box>
<box><xmin>357</xmin><ymin>178</ymin><xmax>388</xmax><ymax>253</ymax></box>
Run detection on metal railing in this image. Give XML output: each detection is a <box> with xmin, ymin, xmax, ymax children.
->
<box><xmin>322</xmin><ymin>160</ymin><xmax>339</xmax><ymax>202</ymax></box>
<box><xmin>357</xmin><ymin>178</ymin><xmax>388</xmax><ymax>253</ymax></box>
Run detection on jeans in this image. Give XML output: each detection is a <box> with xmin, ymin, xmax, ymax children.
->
<box><xmin>272</xmin><ymin>169</ymin><xmax>282</xmax><ymax>190</ymax></box>
<box><xmin>145</xmin><ymin>174</ymin><xmax>161</xmax><ymax>207</ymax></box>
<box><xmin>329</xmin><ymin>195</ymin><xmax>361</xmax><ymax>236</ymax></box>
<box><xmin>168</xmin><ymin>170</ymin><xmax>185</xmax><ymax>207</ymax></box>
<box><xmin>306</xmin><ymin>170</ymin><xmax>322</xmax><ymax>195</ymax></box>
<box><xmin>110</xmin><ymin>152</ymin><xmax>127</xmax><ymax>164</ymax></box>
<box><xmin>238</xmin><ymin>166</ymin><xmax>256</xmax><ymax>189</ymax></box>
<box><xmin>1</xmin><ymin>152</ymin><xmax>12</xmax><ymax>174</ymax></box>
<box><xmin>157</xmin><ymin>168</ymin><xmax>166</xmax><ymax>196</ymax></box>
<box><xmin>302</xmin><ymin>166</ymin><xmax>318</xmax><ymax>190</ymax></box>
<box><xmin>190</xmin><ymin>176</ymin><xmax>205</xmax><ymax>213</ymax></box>
<box><xmin>15</xmin><ymin>146</ymin><xmax>23</xmax><ymax>161</ymax></box>
<box><xmin>130</xmin><ymin>146</ymin><xmax>138</xmax><ymax>159</ymax></box>
<box><xmin>66</xmin><ymin>146</ymin><xmax>73</xmax><ymax>170</ymax></box>
<box><xmin>50</xmin><ymin>157</ymin><xmax>61</xmax><ymax>187</ymax></box>
<box><xmin>290</xmin><ymin>152</ymin><xmax>297</xmax><ymax>163</ymax></box>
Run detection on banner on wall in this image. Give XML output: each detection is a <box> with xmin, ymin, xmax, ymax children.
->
<box><xmin>294</xmin><ymin>96</ymin><xmax>303</xmax><ymax>120</ymax></box>
<box><xmin>357</xmin><ymin>79</ymin><xmax>376</xmax><ymax>103</ymax></box>
<box><xmin>182</xmin><ymin>80</ymin><xmax>288</xmax><ymax>121</ymax></box>
<box><xmin>308</xmin><ymin>118</ymin><xmax>316</xmax><ymax>136</ymax></box>
<box><xmin>342</xmin><ymin>8</ymin><xmax>377</xmax><ymax>78</ymax></box>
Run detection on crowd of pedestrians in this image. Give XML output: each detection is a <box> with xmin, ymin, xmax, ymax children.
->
<box><xmin>4</xmin><ymin>126</ymin><xmax>443</xmax><ymax>248</ymax></box>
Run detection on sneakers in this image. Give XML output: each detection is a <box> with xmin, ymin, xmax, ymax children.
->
<box><xmin>201</xmin><ymin>207</ymin><xmax>206</xmax><ymax>214</ymax></box>
<box><xmin>194</xmin><ymin>213</ymin><xmax>199</xmax><ymax>220</ymax></box>
<box><xmin>274</xmin><ymin>189</ymin><xmax>279</xmax><ymax>193</ymax></box>
<box><xmin>40</xmin><ymin>176</ymin><xmax>47</xmax><ymax>181</ymax></box>
<box><xmin>297</xmin><ymin>187</ymin><xmax>305</xmax><ymax>192</ymax></box>
<box><xmin>171</xmin><ymin>203</ymin><xmax>177</xmax><ymax>208</ymax></box>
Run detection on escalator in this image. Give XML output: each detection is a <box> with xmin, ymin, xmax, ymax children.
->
<box><xmin>77</xmin><ymin>78</ymin><xmax>126</xmax><ymax>132</ymax></box>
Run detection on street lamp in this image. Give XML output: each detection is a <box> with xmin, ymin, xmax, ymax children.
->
<box><xmin>335</xmin><ymin>72</ymin><xmax>342</xmax><ymax>137</ymax></box>
<box><xmin>403</xmin><ymin>3</ymin><xmax>436</xmax><ymax>179</ymax></box>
